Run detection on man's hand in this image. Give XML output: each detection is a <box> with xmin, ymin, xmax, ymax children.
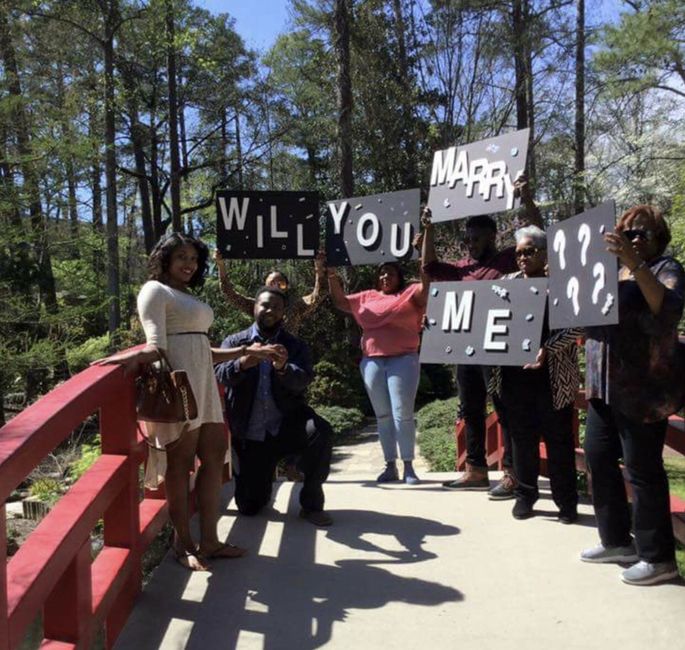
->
<box><xmin>269</xmin><ymin>344</ymin><xmax>289</xmax><ymax>371</ymax></box>
<box><xmin>513</xmin><ymin>172</ymin><xmax>531</xmax><ymax>201</ymax></box>
<box><xmin>420</xmin><ymin>206</ymin><xmax>433</xmax><ymax>230</ymax></box>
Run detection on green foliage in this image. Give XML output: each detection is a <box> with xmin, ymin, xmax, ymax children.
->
<box><xmin>29</xmin><ymin>477</ymin><xmax>62</xmax><ymax>506</ymax></box>
<box><xmin>315</xmin><ymin>405</ymin><xmax>366</xmax><ymax>441</ymax></box>
<box><xmin>308</xmin><ymin>359</ymin><xmax>369</xmax><ymax>412</ymax></box>
<box><xmin>66</xmin><ymin>335</ymin><xmax>111</xmax><ymax>374</ymax></box>
<box><xmin>416</xmin><ymin>397</ymin><xmax>458</xmax><ymax>472</ymax></box>
<box><xmin>69</xmin><ymin>435</ymin><xmax>102</xmax><ymax>482</ymax></box>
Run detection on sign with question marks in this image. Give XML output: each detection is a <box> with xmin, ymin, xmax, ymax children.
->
<box><xmin>419</xmin><ymin>278</ymin><xmax>548</xmax><ymax>366</ymax></box>
<box><xmin>426</xmin><ymin>129</ymin><xmax>529</xmax><ymax>223</ymax></box>
<box><xmin>547</xmin><ymin>201</ymin><xmax>619</xmax><ymax>330</ymax></box>
<box><xmin>325</xmin><ymin>189</ymin><xmax>420</xmax><ymax>266</ymax></box>
<box><xmin>216</xmin><ymin>190</ymin><xmax>320</xmax><ymax>259</ymax></box>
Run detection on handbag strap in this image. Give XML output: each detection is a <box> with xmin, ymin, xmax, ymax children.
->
<box><xmin>152</xmin><ymin>348</ymin><xmax>174</xmax><ymax>371</ymax></box>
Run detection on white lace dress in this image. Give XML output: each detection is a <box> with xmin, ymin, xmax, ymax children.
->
<box><xmin>137</xmin><ymin>280</ymin><xmax>224</xmax><ymax>487</ymax></box>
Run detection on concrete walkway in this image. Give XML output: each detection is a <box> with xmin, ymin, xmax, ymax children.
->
<box><xmin>115</xmin><ymin>429</ymin><xmax>685</xmax><ymax>650</ymax></box>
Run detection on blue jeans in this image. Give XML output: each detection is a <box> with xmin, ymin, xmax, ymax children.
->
<box><xmin>360</xmin><ymin>353</ymin><xmax>420</xmax><ymax>462</ymax></box>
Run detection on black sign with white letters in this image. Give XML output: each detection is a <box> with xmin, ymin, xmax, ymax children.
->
<box><xmin>419</xmin><ymin>278</ymin><xmax>548</xmax><ymax>366</ymax></box>
<box><xmin>325</xmin><ymin>189</ymin><xmax>420</xmax><ymax>266</ymax></box>
<box><xmin>547</xmin><ymin>202</ymin><xmax>618</xmax><ymax>329</ymax></box>
<box><xmin>216</xmin><ymin>190</ymin><xmax>320</xmax><ymax>259</ymax></box>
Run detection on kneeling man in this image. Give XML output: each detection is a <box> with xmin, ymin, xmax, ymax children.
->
<box><xmin>215</xmin><ymin>287</ymin><xmax>333</xmax><ymax>526</ymax></box>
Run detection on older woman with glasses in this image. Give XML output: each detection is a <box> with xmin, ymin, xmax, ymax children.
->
<box><xmin>490</xmin><ymin>225</ymin><xmax>580</xmax><ymax>522</ymax></box>
<box><xmin>580</xmin><ymin>206</ymin><xmax>684</xmax><ymax>586</ymax></box>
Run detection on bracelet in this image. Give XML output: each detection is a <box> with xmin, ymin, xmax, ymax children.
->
<box><xmin>630</xmin><ymin>261</ymin><xmax>647</xmax><ymax>274</ymax></box>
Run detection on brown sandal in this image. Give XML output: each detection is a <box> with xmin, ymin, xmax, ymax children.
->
<box><xmin>173</xmin><ymin>545</ymin><xmax>210</xmax><ymax>571</ymax></box>
<box><xmin>201</xmin><ymin>542</ymin><xmax>247</xmax><ymax>560</ymax></box>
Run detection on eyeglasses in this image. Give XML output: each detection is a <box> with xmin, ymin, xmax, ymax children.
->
<box><xmin>515</xmin><ymin>247</ymin><xmax>539</xmax><ymax>258</ymax></box>
<box><xmin>623</xmin><ymin>228</ymin><xmax>654</xmax><ymax>242</ymax></box>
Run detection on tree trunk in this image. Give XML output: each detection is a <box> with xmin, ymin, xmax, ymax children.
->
<box><xmin>104</xmin><ymin>1</ymin><xmax>121</xmax><ymax>333</ymax></box>
<box><xmin>512</xmin><ymin>0</ymin><xmax>528</xmax><ymax>131</ymax></box>
<box><xmin>166</xmin><ymin>0</ymin><xmax>182</xmax><ymax>232</ymax></box>
<box><xmin>391</xmin><ymin>0</ymin><xmax>417</xmax><ymax>188</ymax></box>
<box><xmin>334</xmin><ymin>0</ymin><xmax>354</xmax><ymax>197</ymax></box>
<box><xmin>574</xmin><ymin>0</ymin><xmax>586</xmax><ymax>215</ymax></box>
<box><xmin>234</xmin><ymin>106</ymin><xmax>243</xmax><ymax>189</ymax></box>
<box><xmin>0</xmin><ymin>0</ymin><xmax>58</xmax><ymax>314</ymax></box>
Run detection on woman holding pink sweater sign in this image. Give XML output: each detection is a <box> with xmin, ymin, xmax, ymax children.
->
<box><xmin>328</xmin><ymin>263</ymin><xmax>428</xmax><ymax>484</ymax></box>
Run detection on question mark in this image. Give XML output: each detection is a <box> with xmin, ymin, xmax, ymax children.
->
<box><xmin>578</xmin><ymin>223</ymin><xmax>591</xmax><ymax>267</ymax></box>
<box><xmin>566</xmin><ymin>276</ymin><xmax>580</xmax><ymax>315</ymax></box>
<box><xmin>553</xmin><ymin>230</ymin><xmax>567</xmax><ymax>270</ymax></box>
<box><xmin>592</xmin><ymin>262</ymin><xmax>605</xmax><ymax>304</ymax></box>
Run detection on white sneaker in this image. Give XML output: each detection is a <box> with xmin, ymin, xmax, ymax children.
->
<box><xmin>580</xmin><ymin>543</ymin><xmax>638</xmax><ymax>564</ymax></box>
<box><xmin>621</xmin><ymin>560</ymin><xmax>679</xmax><ymax>586</ymax></box>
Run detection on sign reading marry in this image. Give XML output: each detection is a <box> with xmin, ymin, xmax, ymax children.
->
<box><xmin>419</xmin><ymin>278</ymin><xmax>548</xmax><ymax>366</ymax></box>
<box><xmin>325</xmin><ymin>189</ymin><xmax>420</xmax><ymax>266</ymax></box>
<box><xmin>216</xmin><ymin>190</ymin><xmax>320</xmax><ymax>259</ymax></box>
<box><xmin>426</xmin><ymin>129</ymin><xmax>529</xmax><ymax>223</ymax></box>
<box><xmin>547</xmin><ymin>201</ymin><xmax>618</xmax><ymax>330</ymax></box>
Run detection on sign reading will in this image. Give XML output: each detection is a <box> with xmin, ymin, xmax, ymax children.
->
<box><xmin>426</xmin><ymin>129</ymin><xmax>529</xmax><ymax>223</ymax></box>
<box><xmin>547</xmin><ymin>201</ymin><xmax>618</xmax><ymax>330</ymax></box>
<box><xmin>419</xmin><ymin>278</ymin><xmax>548</xmax><ymax>366</ymax></box>
<box><xmin>325</xmin><ymin>189</ymin><xmax>420</xmax><ymax>266</ymax></box>
<box><xmin>216</xmin><ymin>190</ymin><xmax>320</xmax><ymax>259</ymax></box>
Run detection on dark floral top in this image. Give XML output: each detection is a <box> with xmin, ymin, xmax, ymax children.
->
<box><xmin>585</xmin><ymin>255</ymin><xmax>685</xmax><ymax>422</ymax></box>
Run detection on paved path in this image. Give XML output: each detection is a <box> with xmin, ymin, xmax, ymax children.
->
<box><xmin>115</xmin><ymin>429</ymin><xmax>685</xmax><ymax>650</ymax></box>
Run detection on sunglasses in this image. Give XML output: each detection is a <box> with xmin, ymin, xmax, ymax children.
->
<box><xmin>515</xmin><ymin>247</ymin><xmax>539</xmax><ymax>258</ymax></box>
<box><xmin>623</xmin><ymin>228</ymin><xmax>654</xmax><ymax>242</ymax></box>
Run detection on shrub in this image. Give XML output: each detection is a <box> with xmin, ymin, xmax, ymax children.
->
<box><xmin>66</xmin><ymin>335</ymin><xmax>111</xmax><ymax>373</ymax></box>
<box><xmin>308</xmin><ymin>360</ymin><xmax>370</xmax><ymax>412</ymax></box>
<box><xmin>316</xmin><ymin>405</ymin><xmax>366</xmax><ymax>441</ymax></box>
<box><xmin>29</xmin><ymin>477</ymin><xmax>62</xmax><ymax>506</ymax></box>
<box><xmin>69</xmin><ymin>435</ymin><xmax>102</xmax><ymax>482</ymax></box>
<box><xmin>416</xmin><ymin>397</ymin><xmax>458</xmax><ymax>472</ymax></box>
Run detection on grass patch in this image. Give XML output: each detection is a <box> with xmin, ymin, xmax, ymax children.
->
<box><xmin>665</xmin><ymin>456</ymin><xmax>685</xmax><ymax>500</ymax></box>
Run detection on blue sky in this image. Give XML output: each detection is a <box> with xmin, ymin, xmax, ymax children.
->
<box><xmin>195</xmin><ymin>0</ymin><xmax>291</xmax><ymax>50</ymax></box>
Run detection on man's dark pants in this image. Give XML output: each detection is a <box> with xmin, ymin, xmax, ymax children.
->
<box><xmin>456</xmin><ymin>364</ymin><xmax>512</xmax><ymax>469</ymax></box>
<box><xmin>233</xmin><ymin>408</ymin><xmax>333</xmax><ymax>515</ymax></box>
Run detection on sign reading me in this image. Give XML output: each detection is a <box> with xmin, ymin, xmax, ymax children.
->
<box><xmin>419</xmin><ymin>278</ymin><xmax>548</xmax><ymax>366</ymax></box>
<box><xmin>426</xmin><ymin>129</ymin><xmax>529</xmax><ymax>223</ymax></box>
<box><xmin>216</xmin><ymin>190</ymin><xmax>320</xmax><ymax>259</ymax></box>
<box><xmin>325</xmin><ymin>189</ymin><xmax>420</xmax><ymax>266</ymax></box>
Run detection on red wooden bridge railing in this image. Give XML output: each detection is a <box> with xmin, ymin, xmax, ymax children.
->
<box><xmin>454</xmin><ymin>390</ymin><xmax>685</xmax><ymax>544</ymax></box>
<box><xmin>1</xmin><ymin>361</ymin><xmax>174</xmax><ymax>650</ymax></box>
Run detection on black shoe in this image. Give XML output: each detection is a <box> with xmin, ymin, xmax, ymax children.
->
<box><xmin>512</xmin><ymin>498</ymin><xmax>534</xmax><ymax>520</ymax></box>
<box><xmin>558</xmin><ymin>507</ymin><xmax>578</xmax><ymax>525</ymax></box>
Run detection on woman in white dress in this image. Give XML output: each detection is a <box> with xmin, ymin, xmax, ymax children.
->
<box><xmin>97</xmin><ymin>233</ymin><xmax>279</xmax><ymax>570</ymax></box>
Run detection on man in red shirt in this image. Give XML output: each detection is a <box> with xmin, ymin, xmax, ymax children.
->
<box><xmin>421</xmin><ymin>179</ymin><xmax>542</xmax><ymax>496</ymax></box>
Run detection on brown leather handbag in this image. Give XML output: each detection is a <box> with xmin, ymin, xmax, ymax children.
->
<box><xmin>136</xmin><ymin>350</ymin><xmax>198</xmax><ymax>423</ymax></box>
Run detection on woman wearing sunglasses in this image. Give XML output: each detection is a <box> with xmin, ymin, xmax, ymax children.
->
<box><xmin>581</xmin><ymin>206</ymin><xmax>684</xmax><ymax>585</ymax></box>
<box><xmin>215</xmin><ymin>252</ymin><xmax>327</xmax><ymax>336</ymax></box>
<box><xmin>490</xmin><ymin>226</ymin><xmax>580</xmax><ymax>522</ymax></box>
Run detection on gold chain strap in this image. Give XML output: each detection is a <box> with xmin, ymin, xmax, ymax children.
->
<box><xmin>180</xmin><ymin>385</ymin><xmax>190</xmax><ymax>420</ymax></box>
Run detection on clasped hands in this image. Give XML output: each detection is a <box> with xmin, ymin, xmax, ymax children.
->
<box><xmin>242</xmin><ymin>342</ymin><xmax>288</xmax><ymax>371</ymax></box>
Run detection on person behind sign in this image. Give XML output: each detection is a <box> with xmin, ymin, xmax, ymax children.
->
<box><xmin>328</xmin><ymin>262</ymin><xmax>428</xmax><ymax>484</ymax></box>
<box><xmin>95</xmin><ymin>233</ymin><xmax>278</xmax><ymax>571</ymax></box>
<box><xmin>421</xmin><ymin>176</ymin><xmax>543</xmax><ymax>498</ymax></box>
<box><xmin>489</xmin><ymin>226</ymin><xmax>580</xmax><ymax>522</ymax></box>
<box><xmin>580</xmin><ymin>205</ymin><xmax>684</xmax><ymax>585</ymax></box>
<box><xmin>215</xmin><ymin>287</ymin><xmax>334</xmax><ymax>526</ymax></box>
<box><xmin>215</xmin><ymin>251</ymin><xmax>326</xmax><ymax>336</ymax></box>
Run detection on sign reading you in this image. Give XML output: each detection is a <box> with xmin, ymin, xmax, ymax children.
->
<box><xmin>426</xmin><ymin>129</ymin><xmax>529</xmax><ymax>223</ymax></box>
<box><xmin>216</xmin><ymin>190</ymin><xmax>320</xmax><ymax>259</ymax></box>
<box><xmin>419</xmin><ymin>278</ymin><xmax>548</xmax><ymax>366</ymax></box>
<box><xmin>547</xmin><ymin>201</ymin><xmax>618</xmax><ymax>330</ymax></box>
<box><xmin>325</xmin><ymin>189</ymin><xmax>420</xmax><ymax>266</ymax></box>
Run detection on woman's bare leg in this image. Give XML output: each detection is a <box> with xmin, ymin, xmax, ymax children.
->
<box><xmin>196</xmin><ymin>423</ymin><xmax>246</xmax><ymax>558</ymax></box>
<box><xmin>165</xmin><ymin>428</ymin><xmax>207</xmax><ymax>569</ymax></box>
